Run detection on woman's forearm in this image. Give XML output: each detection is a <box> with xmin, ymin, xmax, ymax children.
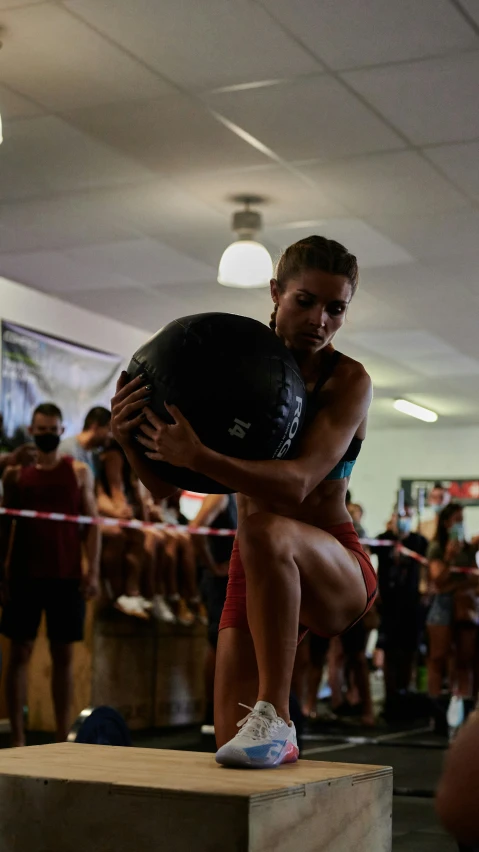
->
<box><xmin>193</xmin><ymin>446</ymin><xmax>305</xmax><ymax>504</ymax></box>
<box><xmin>122</xmin><ymin>441</ymin><xmax>179</xmax><ymax>500</ymax></box>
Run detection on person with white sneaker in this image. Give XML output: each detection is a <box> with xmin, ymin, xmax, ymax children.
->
<box><xmin>111</xmin><ymin>236</ymin><xmax>378</xmax><ymax>769</ymax></box>
<box><xmin>96</xmin><ymin>439</ymin><xmax>152</xmax><ymax>619</ymax></box>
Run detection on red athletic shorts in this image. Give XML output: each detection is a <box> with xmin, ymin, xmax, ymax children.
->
<box><xmin>218</xmin><ymin>521</ymin><xmax>377</xmax><ymax>641</ymax></box>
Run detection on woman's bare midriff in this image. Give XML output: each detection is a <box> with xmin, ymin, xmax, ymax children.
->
<box><xmin>238</xmin><ymin>476</ymin><xmax>352</xmax><ymax>530</ymax></box>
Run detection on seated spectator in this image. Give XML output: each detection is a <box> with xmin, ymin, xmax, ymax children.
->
<box><xmin>145</xmin><ymin>493</ymin><xmax>207</xmax><ymax>627</ymax></box>
<box><xmin>61</xmin><ymin>407</ymin><xmax>111</xmax><ymax>475</ymax></box>
<box><xmin>0</xmin><ymin>402</ymin><xmax>100</xmax><ymax>746</ymax></box>
<box><xmin>96</xmin><ymin>439</ymin><xmax>152</xmax><ymax>620</ymax></box>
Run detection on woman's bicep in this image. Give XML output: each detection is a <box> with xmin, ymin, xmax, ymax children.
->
<box><xmin>429</xmin><ymin>558</ymin><xmax>447</xmax><ymax>581</ymax></box>
<box><xmin>295</xmin><ymin>368</ymin><xmax>372</xmax><ymax>489</ymax></box>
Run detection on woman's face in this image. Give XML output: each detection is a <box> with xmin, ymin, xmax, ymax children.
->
<box><xmin>446</xmin><ymin>509</ymin><xmax>464</xmax><ymax>529</ymax></box>
<box><xmin>271</xmin><ymin>268</ymin><xmax>353</xmax><ymax>354</ymax></box>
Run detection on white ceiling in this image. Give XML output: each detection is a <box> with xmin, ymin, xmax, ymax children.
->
<box><xmin>0</xmin><ymin>0</ymin><xmax>479</xmax><ymax>429</ymax></box>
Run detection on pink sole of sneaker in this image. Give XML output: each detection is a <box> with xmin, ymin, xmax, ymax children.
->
<box><xmin>282</xmin><ymin>742</ymin><xmax>300</xmax><ymax>763</ymax></box>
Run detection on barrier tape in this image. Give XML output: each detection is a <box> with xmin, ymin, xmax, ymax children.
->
<box><xmin>0</xmin><ymin>507</ymin><xmax>429</xmax><ymax>562</ymax></box>
<box><xmin>0</xmin><ymin>507</ymin><xmax>235</xmax><ymax>537</ymax></box>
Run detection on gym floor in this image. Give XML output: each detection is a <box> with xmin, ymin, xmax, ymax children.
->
<box><xmin>3</xmin><ymin>719</ymin><xmax>455</xmax><ymax>851</ymax></box>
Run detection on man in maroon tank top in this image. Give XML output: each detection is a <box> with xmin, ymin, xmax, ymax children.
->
<box><xmin>0</xmin><ymin>403</ymin><xmax>100</xmax><ymax>746</ymax></box>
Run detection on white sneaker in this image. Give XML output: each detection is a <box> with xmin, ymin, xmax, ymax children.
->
<box><xmin>139</xmin><ymin>596</ymin><xmax>153</xmax><ymax>611</ymax></box>
<box><xmin>114</xmin><ymin>595</ymin><xmax>150</xmax><ymax>620</ymax></box>
<box><xmin>152</xmin><ymin>594</ymin><xmax>176</xmax><ymax>623</ymax></box>
<box><xmin>215</xmin><ymin>701</ymin><xmax>299</xmax><ymax>769</ymax></box>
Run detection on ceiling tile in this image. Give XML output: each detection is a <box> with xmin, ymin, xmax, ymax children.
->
<box><xmin>457</xmin><ymin>0</ymin><xmax>479</xmax><ymax>25</ymax></box>
<box><xmin>206</xmin><ymin>76</ymin><xmax>403</xmax><ymax>161</ymax></box>
<box><xmin>0</xmin><ymin>250</ymin><xmax>138</xmax><ymax>293</ymax></box>
<box><xmin>260</xmin><ymin>0</ymin><xmax>476</xmax><ymax>69</ymax></box>
<box><xmin>65</xmin><ymin>0</ymin><xmax>321</xmax><ymax>91</ymax></box>
<box><xmin>0</xmin><ymin>194</ymin><xmax>136</xmax><ymax>252</ymax></box>
<box><xmin>301</xmin><ymin>151</ymin><xmax>467</xmax><ymax>217</ymax></box>
<box><xmin>0</xmin><ymin>116</ymin><xmax>154</xmax><ymax>201</ymax></box>
<box><xmin>0</xmin><ymin>3</ymin><xmax>171</xmax><ymax>110</ymax></box>
<box><xmin>64</xmin><ymin>239</ymin><xmax>216</xmax><ymax>287</ymax></box>
<box><xmin>158</xmin><ymin>280</ymin><xmax>272</xmax><ymax>324</ymax></box>
<box><xmin>366</xmin><ymin>207</ymin><xmax>479</xmax><ymax>261</ymax></box>
<box><xmin>81</xmin><ymin>182</ymin><xmax>233</xmax><ymax>267</ymax></box>
<box><xmin>64</xmin><ymin>94</ymin><xmax>268</xmax><ymax>174</ymax></box>
<box><xmin>424</xmin><ymin>141</ymin><xmax>479</xmax><ymax>201</ymax></box>
<box><xmin>266</xmin><ymin>219</ymin><xmax>413</xmax><ymax>268</ymax></box>
<box><xmin>0</xmin><ymin>0</ymin><xmax>44</xmax><ymax>6</ymax></box>
<box><xmin>406</xmin><ymin>353</ymin><xmax>479</xmax><ymax>377</ymax></box>
<box><xmin>343</xmin><ymin>53</ymin><xmax>479</xmax><ymax>145</ymax></box>
<box><xmin>61</xmin><ymin>286</ymin><xmax>182</xmax><ymax>333</ymax></box>
<box><xmin>176</xmin><ymin>165</ymin><xmax>347</xmax><ymax>225</ymax></box>
<box><xmin>0</xmin><ymin>85</ymin><xmax>43</xmax><ymax>119</ymax></box>
<box><xmin>346</xmin><ymin>330</ymin><xmax>455</xmax><ymax>360</ymax></box>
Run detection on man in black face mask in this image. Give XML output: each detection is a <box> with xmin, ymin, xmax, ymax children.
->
<box><xmin>374</xmin><ymin>504</ymin><xmax>428</xmax><ymax>715</ymax></box>
<box><xmin>0</xmin><ymin>403</ymin><xmax>100</xmax><ymax>747</ymax></box>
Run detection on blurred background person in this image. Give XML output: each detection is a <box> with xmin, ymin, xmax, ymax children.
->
<box><xmin>145</xmin><ymin>492</ymin><xmax>206</xmax><ymax>626</ymax></box>
<box><xmin>427</xmin><ymin>504</ymin><xmax>479</xmax><ymax>702</ymax></box>
<box><xmin>374</xmin><ymin>504</ymin><xmax>428</xmax><ymax>719</ymax></box>
<box><xmin>96</xmin><ymin>438</ymin><xmax>152</xmax><ymax>620</ymax></box>
<box><xmin>0</xmin><ymin>402</ymin><xmax>99</xmax><ymax>746</ymax></box>
<box><xmin>61</xmin><ymin>406</ymin><xmax>111</xmax><ymax>476</ymax></box>
<box><xmin>191</xmin><ymin>493</ymin><xmax>237</xmax><ymax>731</ymax></box>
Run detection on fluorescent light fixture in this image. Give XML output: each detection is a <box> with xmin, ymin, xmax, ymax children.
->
<box><xmin>393</xmin><ymin>399</ymin><xmax>438</xmax><ymax>423</ymax></box>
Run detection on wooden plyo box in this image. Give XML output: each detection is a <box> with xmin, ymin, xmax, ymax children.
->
<box><xmin>0</xmin><ymin>744</ymin><xmax>392</xmax><ymax>852</ymax></box>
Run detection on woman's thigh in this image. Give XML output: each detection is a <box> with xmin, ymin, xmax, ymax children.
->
<box><xmin>214</xmin><ymin>627</ymin><xmax>258</xmax><ymax>747</ymax></box>
<box><xmin>238</xmin><ymin>513</ymin><xmax>369</xmax><ymax>637</ymax></box>
<box><xmin>456</xmin><ymin>625</ymin><xmax>477</xmax><ymax>665</ymax></box>
<box><xmin>428</xmin><ymin>624</ymin><xmax>453</xmax><ymax>660</ymax></box>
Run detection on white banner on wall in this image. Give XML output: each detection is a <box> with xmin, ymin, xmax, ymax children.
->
<box><xmin>1</xmin><ymin>321</ymin><xmax>123</xmax><ymax>439</ymax></box>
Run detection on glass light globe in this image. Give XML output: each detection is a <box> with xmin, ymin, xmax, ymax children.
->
<box><xmin>217</xmin><ymin>240</ymin><xmax>273</xmax><ymax>288</ymax></box>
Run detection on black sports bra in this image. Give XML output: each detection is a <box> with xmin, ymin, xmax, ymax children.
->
<box><xmin>307</xmin><ymin>350</ymin><xmax>363</xmax><ymax>480</ymax></box>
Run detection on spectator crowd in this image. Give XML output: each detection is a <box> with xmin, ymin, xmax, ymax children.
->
<box><xmin>1</xmin><ymin>402</ymin><xmax>479</xmax><ymax>746</ymax></box>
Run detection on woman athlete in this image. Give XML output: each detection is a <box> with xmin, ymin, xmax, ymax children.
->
<box><xmin>111</xmin><ymin>236</ymin><xmax>377</xmax><ymax>769</ymax></box>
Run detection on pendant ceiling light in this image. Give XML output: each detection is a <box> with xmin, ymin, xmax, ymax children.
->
<box><xmin>218</xmin><ymin>196</ymin><xmax>273</xmax><ymax>288</ymax></box>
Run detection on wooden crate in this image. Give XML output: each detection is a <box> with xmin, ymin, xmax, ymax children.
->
<box><xmin>91</xmin><ymin>613</ymin><xmax>155</xmax><ymax>730</ymax></box>
<box><xmin>91</xmin><ymin>614</ymin><xmax>208</xmax><ymax>730</ymax></box>
<box><xmin>0</xmin><ymin>744</ymin><xmax>392</xmax><ymax>852</ymax></box>
<box><xmin>154</xmin><ymin>619</ymin><xmax>207</xmax><ymax>727</ymax></box>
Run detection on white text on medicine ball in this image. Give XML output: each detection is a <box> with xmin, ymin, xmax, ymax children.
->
<box><xmin>275</xmin><ymin>397</ymin><xmax>303</xmax><ymax>459</ymax></box>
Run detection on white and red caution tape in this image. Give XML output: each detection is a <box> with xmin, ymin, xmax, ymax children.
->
<box><xmin>0</xmin><ymin>507</ymin><xmax>235</xmax><ymax>537</ymax></box>
<box><xmin>0</xmin><ymin>506</ymin><xmax>431</xmax><ymax>563</ymax></box>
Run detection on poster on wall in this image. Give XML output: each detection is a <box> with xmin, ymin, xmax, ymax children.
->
<box><xmin>401</xmin><ymin>478</ymin><xmax>479</xmax><ymax>508</ymax></box>
<box><xmin>1</xmin><ymin>321</ymin><xmax>123</xmax><ymax>440</ymax></box>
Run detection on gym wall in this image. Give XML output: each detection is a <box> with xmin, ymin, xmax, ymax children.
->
<box><xmin>354</xmin><ymin>426</ymin><xmax>479</xmax><ymax>536</ymax></box>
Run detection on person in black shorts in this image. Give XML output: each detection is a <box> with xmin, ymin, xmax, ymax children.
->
<box><xmin>0</xmin><ymin>403</ymin><xmax>99</xmax><ymax>746</ymax></box>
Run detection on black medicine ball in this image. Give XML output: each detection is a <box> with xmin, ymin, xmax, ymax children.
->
<box><xmin>127</xmin><ymin>313</ymin><xmax>306</xmax><ymax>494</ymax></box>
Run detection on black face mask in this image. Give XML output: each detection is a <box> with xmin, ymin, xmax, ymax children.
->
<box><xmin>34</xmin><ymin>433</ymin><xmax>61</xmax><ymax>454</ymax></box>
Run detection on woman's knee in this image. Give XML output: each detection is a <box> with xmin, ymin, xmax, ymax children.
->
<box><xmin>238</xmin><ymin>512</ymin><xmax>291</xmax><ymax>558</ymax></box>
